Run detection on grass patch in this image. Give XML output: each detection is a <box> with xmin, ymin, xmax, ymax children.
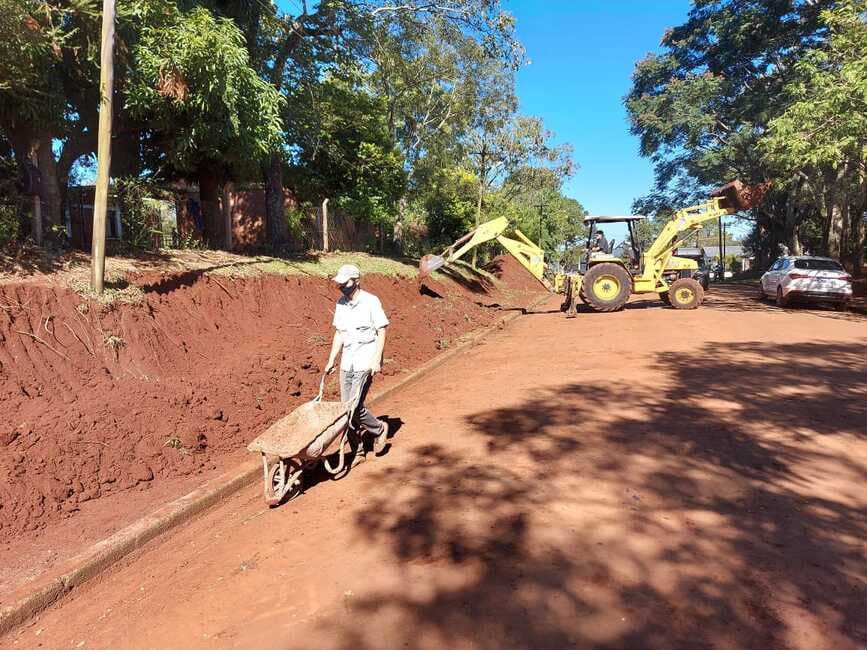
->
<box><xmin>207</xmin><ymin>252</ymin><xmax>419</xmax><ymax>280</ymax></box>
<box><xmin>69</xmin><ymin>276</ymin><xmax>146</xmax><ymax>304</ymax></box>
<box><xmin>103</xmin><ymin>334</ymin><xmax>126</xmax><ymax>350</ymax></box>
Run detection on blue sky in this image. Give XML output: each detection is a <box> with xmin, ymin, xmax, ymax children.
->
<box><xmin>508</xmin><ymin>0</ymin><xmax>691</xmax><ymax>217</ymax></box>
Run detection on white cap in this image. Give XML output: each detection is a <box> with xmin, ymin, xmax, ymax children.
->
<box><xmin>332</xmin><ymin>264</ymin><xmax>361</xmax><ymax>284</ymax></box>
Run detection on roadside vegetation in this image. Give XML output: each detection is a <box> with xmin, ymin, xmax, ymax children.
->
<box><xmin>627</xmin><ymin>0</ymin><xmax>867</xmax><ymax>273</ymax></box>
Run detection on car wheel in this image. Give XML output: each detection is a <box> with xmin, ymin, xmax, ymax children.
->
<box><xmin>775</xmin><ymin>286</ymin><xmax>788</xmax><ymax>308</ymax></box>
<box><xmin>834</xmin><ymin>301</ymin><xmax>848</xmax><ymax>312</ymax></box>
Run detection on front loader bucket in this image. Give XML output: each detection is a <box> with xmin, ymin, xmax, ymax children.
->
<box><xmin>711</xmin><ymin>180</ymin><xmax>769</xmax><ymax>212</ymax></box>
<box><xmin>419</xmin><ymin>254</ymin><xmax>446</xmax><ymax>279</ymax></box>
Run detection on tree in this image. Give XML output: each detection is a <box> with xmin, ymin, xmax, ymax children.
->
<box><xmin>207</xmin><ymin>0</ymin><xmax>522</xmax><ymax>247</ymax></box>
<box><xmin>0</xmin><ymin>1</ymin><xmax>102</xmax><ymax>237</ymax></box>
<box><xmin>761</xmin><ymin>0</ymin><xmax>867</xmax><ymax>271</ymax></box>
<box><xmin>285</xmin><ymin>71</ymin><xmax>406</xmax><ymax>231</ymax></box>
<box><xmin>624</xmin><ymin>0</ymin><xmax>851</xmax><ymax>269</ymax></box>
<box><xmin>125</xmin><ymin>4</ymin><xmax>283</xmax><ymax>247</ymax></box>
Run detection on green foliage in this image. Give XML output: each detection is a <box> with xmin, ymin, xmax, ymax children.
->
<box><xmin>626</xmin><ymin>0</ymin><xmax>865</xmax><ymax>270</ymax></box>
<box><xmin>286</xmin><ymin>72</ymin><xmax>407</xmax><ymax>227</ymax></box>
<box><xmin>0</xmin><ymin>0</ymin><xmax>70</xmax><ymax>126</ymax></box>
<box><xmin>0</xmin><ymin>203</ymin><xmax>19</xmax><ymax>248</ymax></box>
<box><xmin>761</xmin><ymin>0</ymin><xmax>867</xmax><ymax>171</ymax></box>
<box><xmin>116</xmin><ymin>177</ymin><xmax>164</xmax><ymax>251</ymax></box>
<box><xmin>0</xmin><ymin>0</ymin><xmax>589</xmax><ymax>263</ymax></box>
<box><xmin>125</xmin><ymin>5</ymin><xmax>284</xmax><ymax>176</ymax></box>
<box><xmin>492</xmin><ymin>166</ymin><xmax>585</xmax><ymax>259</ymax></box>
<box><xmin>421</xmin><ymin>166</ymin><xmax>477</xmax><ymax>246</ymax></box>
<box><xmin>284</xmin><ymin>205</ymin><xmax>306</xmax><ymax>241</ymax></box>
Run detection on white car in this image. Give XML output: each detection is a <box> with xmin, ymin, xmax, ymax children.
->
<box><xmin>760</xmin><ymin>256</ymin><xmax>853</xmax><ymax>309</ymax></box>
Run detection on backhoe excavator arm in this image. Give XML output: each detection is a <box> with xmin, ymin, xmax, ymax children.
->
<box><xmin>634</xmin><ymin>197</ymin><xmax>735</xmax><ymax>293</ymax></box>
<box><xmin>419</xmin><ymin>216</ymin><xmax>550</xmax><ymax>289</ymax></box>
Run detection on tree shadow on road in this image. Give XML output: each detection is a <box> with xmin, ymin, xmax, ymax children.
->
<box><xmin>328</xmin><ymin>339</ymin><xmax>867</xmax><ymax>649</ymax></box>
<box><xmin>705</xmin><ymin>284</ymin><xmax>867</xmax><ymax>323</ymax></box>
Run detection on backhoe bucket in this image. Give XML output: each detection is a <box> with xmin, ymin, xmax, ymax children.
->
<box><xmin>419</xmin><ymin>254</ymin><xmax>446</xmax><ymax>279</ymax></box>
<box><xmin>711</xmin><ymin>180</ymin><xmax>769</xmax><ymax>212</ymax></box>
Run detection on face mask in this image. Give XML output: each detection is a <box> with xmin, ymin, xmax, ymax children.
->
<box><xmin>340</xmin><ymin>281</ymin><xmax>356</xmax><ymax>298</ymax></box>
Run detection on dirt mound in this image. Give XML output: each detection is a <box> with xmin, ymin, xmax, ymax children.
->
<box><xmin>0</xmin><ymin>266</ymin><xmax>537</xmax><ymax>542</ymax></box>
<box><xmin>484</xmin><ymin>255</ymin><xmax>545</xmax><ymax>292</ymax></box>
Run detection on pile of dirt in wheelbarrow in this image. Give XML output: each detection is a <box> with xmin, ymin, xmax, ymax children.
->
<box><xmin>0</xmin><ymin>260</ymin><xmax>544</xmax><ymax>557</ymax></box>
<box><xmin>484</xmin><ymin>254</ymin><xmax>546</xmax><ymax>292</ymax></box>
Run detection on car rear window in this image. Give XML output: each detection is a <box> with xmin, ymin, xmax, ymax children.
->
<box><xmin>794</xmin><ymin>259</ymin><xmax>843</xmax><ymax>271</ymax></box>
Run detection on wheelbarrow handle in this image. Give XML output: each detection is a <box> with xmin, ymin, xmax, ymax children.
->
<box><xmin>313</xmin><ymin>368</ymin><xmax>369</xmax><ymax>422</ymax></box>
<box><xmin>314</xmin><ymin>366</ymin><xmax>338</xmax><ymax>402</ymax></box>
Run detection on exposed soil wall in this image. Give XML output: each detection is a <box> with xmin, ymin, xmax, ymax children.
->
<box><xmin>484</xmin><ymin>255</ymin><xmax>546</xmax><ymax>292</ymax></box>
<box><xmin>0</xmin><ymin>260</ymin><xmax>541</xmax><ymax>542</ymax></box>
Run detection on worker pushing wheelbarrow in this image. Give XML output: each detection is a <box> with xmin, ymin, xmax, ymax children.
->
<box><xmin>248</xmin><ymin>370</ymin><xmax>369</xmax><ymax>505</ymax></box>
<box><xmin>248</xmin><ymin>263</ymin><xmax>391</xmax><ymax>505</ymax></box>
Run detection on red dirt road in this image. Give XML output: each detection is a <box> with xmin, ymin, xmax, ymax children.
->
<box><xmin>5</xmin><ymin>286</ymin><xmax>866</xmax><ymax>649</ymax></box>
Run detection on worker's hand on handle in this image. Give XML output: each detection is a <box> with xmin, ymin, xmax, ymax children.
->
<box><xmin>324</xmin><ymin>360</ymin><xmax>336</xmax><ymax>375</ymax></box>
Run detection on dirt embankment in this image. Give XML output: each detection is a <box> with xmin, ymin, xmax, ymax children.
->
<box><xmin>0</xmin><ymin>257</ymin><xmax>542</xmax><ymax>543</ymax></box>
<box><xmin>484</xmin><ymin>255</ymin><xmax>547</xmax><ymax>292</ymax></box>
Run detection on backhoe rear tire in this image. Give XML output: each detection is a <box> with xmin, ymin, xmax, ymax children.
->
<box><xmin>669</xmin><ymin>278</ymin><xmax>704</xmax><ymax>310</ymax></box>
<box><xmin>583</xmin><ymin>263</ymin><xmax>632</xmax><ymax>312</ymax></box>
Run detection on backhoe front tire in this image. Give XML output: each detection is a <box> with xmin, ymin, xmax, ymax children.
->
<box><xmin>669</xmin><ymin>278</ymin><xmax>704</xmax><ymax>310</ymax></box>
<box><xmin>583</xmin><ymin>263</ymin><xmax>632</xmax><ymax>312</ymax></box>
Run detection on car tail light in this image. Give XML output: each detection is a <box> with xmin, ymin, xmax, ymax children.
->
<box><xmin>840</xmin><ymin>274</ymin><xmax>852</xmax><ymax>282</ymax></box>
<box><xmin>789</xmin><ymin>273</ymin><xmax>808</xmax><ymax>279</ymax></box>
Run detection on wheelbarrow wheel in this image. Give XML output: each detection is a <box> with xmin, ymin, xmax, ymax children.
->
<box><xmin>263</xmin><ymin>457</ymin><xmax>304</xmax><ymax>506</ymax></box>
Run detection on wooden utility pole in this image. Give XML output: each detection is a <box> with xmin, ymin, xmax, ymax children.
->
<box><xmin>91</xmin><ymin>0</ymin><xmax>116</xmax><ymax>294</ymax></box>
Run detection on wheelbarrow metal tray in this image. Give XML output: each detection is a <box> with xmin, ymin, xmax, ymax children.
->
<box><xmin>247</xmin><ymin>400</ymin><xmax>348</xmax><ymax>458</ymax></box>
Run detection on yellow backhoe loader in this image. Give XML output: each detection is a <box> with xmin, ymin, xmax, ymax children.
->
<box><xmin>418</xmin><ymin>180</ymin><xmax>765</xmax><ymax>314</ymax></box>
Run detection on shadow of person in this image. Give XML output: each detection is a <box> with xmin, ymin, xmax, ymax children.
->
<box><xmin>376</xmin><ymin>416</ymin><xmax>404</xmax><ymax>455</ymax></box>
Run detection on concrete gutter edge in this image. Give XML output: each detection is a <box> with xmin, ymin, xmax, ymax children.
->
<box><xmin>0</xmin><ymin>291</ymin><xmax>553</xmax><ymax>636</ymax></box>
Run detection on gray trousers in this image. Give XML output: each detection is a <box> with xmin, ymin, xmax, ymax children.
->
<box><xmin>339</xmin><ymin>370</ymin><xmax>384</xmax><ymax>437</ymax></box>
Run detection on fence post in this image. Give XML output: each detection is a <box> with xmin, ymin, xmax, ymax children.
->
<box><xmin>321</xmin><ymin>198</ymin><xmax>329</xmax><ymax>253</ymax></box>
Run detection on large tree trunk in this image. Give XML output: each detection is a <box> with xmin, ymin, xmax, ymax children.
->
<box><xmin>264</xmin><ymin>155</ymin><xmax>287</xmax><ymax>248</ymax></box>
<box><xmin>198</xmin><ymin>166</ymin><xmax>224</xmax><ymax>249</ymax></box>
<box><xmin>36</xmin><ymin>132</ymin><xmax>63</xmax><ymax>234</ymax></box>
<box><xmin>825</xmin><ymin>201</ymin><xmax>843</xmax><ymax>259</ymax></box>
<box><xmin>783</xmin><ymin>181</ymin><xmax>803</xmax><ymax>255</ymax></box>
<box><xmin>823</xmin><ymin>166</ymin><xmax>846</xmax><ymax>259</ymax></box>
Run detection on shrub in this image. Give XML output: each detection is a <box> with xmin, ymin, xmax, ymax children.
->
<box><xmin>0</xmin><ymin>203</ymin><xmax>20</xmax><ymax>248</ymax></box>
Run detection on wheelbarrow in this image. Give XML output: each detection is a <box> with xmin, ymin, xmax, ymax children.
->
<box><xmin>247</xmin><ymin>371</ymin><xmax>366</xmax><ymax>506</ymax></box>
